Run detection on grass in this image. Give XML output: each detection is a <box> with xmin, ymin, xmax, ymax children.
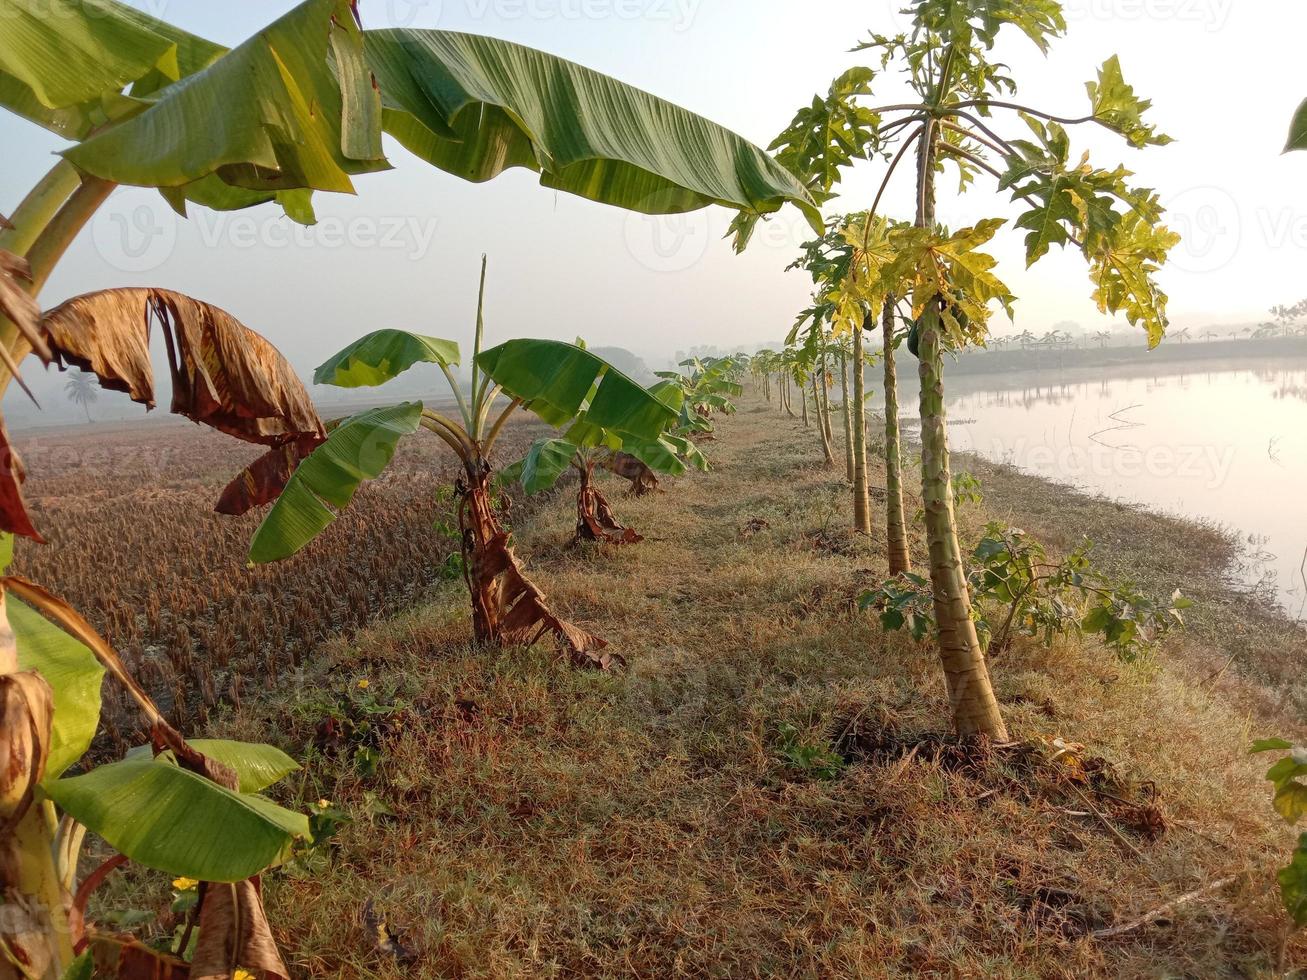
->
<box><xmin>98</xmin><ymin>396</ymin><xmax>1306</xmax><ymax>977</ymax></box>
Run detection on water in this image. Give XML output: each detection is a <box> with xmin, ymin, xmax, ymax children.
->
<box><xmin>937</xmin><ymin>360</ymin><xmax>1307</xmax><ymax>617</ymax></box>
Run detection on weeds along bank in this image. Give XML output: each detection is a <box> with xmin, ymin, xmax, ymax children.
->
<box><xmin>88</xmin><ymin>396</ymin><xmax>1305</xmax><ymax>978</ymax></box>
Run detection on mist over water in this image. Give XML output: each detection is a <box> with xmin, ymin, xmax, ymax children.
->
<box><xmin>934</xmin><ymin>359</ymin><xmax>1307</xmax><ymax>617</ymax></box>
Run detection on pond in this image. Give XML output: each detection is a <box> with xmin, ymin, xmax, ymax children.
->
<box><xmin>934</xmin><ymin>358</ymin><xmax>1307</xmax><ymax>617</ymax></box>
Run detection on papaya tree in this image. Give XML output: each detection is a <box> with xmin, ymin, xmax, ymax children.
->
<box><xmin>755</xmin><ymin>0</ymin><xmax>1177</xmax><ymax>738</ymax></box>
<box><xmin>789</xmin><ymin>225</ymin><xmax>874</xmax><ymax>534</ymax></box>
<box><xmin>240</xmin><ymin>261</ymin><xmax>673</xmax><ymax>668</ymax></box>
<box><xmin>1</xmin><ymin>288</ymin><xmax>328</xmax><ymax>980</ymax></box>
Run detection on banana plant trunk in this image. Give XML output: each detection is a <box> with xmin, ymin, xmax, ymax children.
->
<box><xmin>459</xmin><ymin>466</ymin><xmax>509</xmax><ymax>645</ymax></box>
<box><xmin>1</xmin><ymin>589</ymin><xmax>73</xmax><ymax>980</ymax></box>
<box><xmin>576</xmin><ymin>462</ymin><xmax>641</xmax><ymax>545</ymax></box>
<box><xmin>915</xmin><ymin>127</ymin><xmax>1007</xmax><ymax>740</ymax></box>
<box><xmin>851</xmin><ymin>318</ymin><xmax>871</xmax><ymax>534</ymax></box>
<box><xmin>882</xmin><ymin>297</ymin><xmax>911</xmax><ymax>575</ymax></box>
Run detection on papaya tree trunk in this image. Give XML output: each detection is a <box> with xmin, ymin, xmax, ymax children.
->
<box><xmin>800</xmin><ymin>379</ymin><xmax>809</xmax><ymax>427</ymax></box>
<box><xmin>851</xmin><ymin>319</ymin><xmax>871</xmax><ymax>534</ymax></box>
<box><xmin>915</xmin><ymin>126</ymin><xmax>1007</xmax><ymax>740</ymax></box>
<box><xmin>812</xmin><ymin>372</ymin><xmax>835</xmax><ymax>465</ymax></box>
<box><xmin>882</xmin><ymin>296</ymin><xmax>911</xmax><ymax>575</ymax></box>
<box><xmin>839</xmin><ymin>352</ymin><xmax>854</xmax><ymax>482</ymax></box>
<box><xmin>818</xmin><ymin>340</ymin><xmax>835</xmax><ymax>446</ymax></box>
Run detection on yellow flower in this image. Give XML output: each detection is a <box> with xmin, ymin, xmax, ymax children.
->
<box><xmin>172</xmin><ymin>877</ymin><xmax>198</xmax><ymax>891</ymax></box>
<box><xmin>234</xmin><ymin>970</ymin><xmax>256</xmax><ymax>980</ymax></box>
<box><xmin>317</xmin><ymin>798</ymin><xmax>331</xmax><ymax>810</ymax></box>
<box><xmin>356</xmin><ymin>678</ymin><xmax>370</xmax><ymax>690</ymax></box>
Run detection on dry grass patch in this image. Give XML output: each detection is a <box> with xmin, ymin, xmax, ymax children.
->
<box><xmin>91</xmin><ymin>396</ymin><xmax>1305</xmax><ymax>977</ymax></box>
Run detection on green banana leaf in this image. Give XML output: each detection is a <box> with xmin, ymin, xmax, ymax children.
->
<box><xmin>64</xmin><ymin>0</ymin><xmax>387</xmax><ymax>195</ymax></box>
<box><xmin>315</xmin><ymin>330</ymin><xmax>460</xmax><ymax>388</ymax></box>
<box><xmin>46</xmin><ymin>756</ymin><xmax>310</xmax><ymax>882</ymax></box>
<box><xmin>477</xmin><ymin>340</ymin><xmax>674</xmax><ymax>442</ymax></box>
<box><xmin>0</xmin><ymin>0</ymin><xmax>222</xmax><ymax>140</ymax></box>
<box><xmin>365</xmin><ymin>29</ymin><xmax>821</xmax><ymax>225</ymax></box>
<box><xmin>249</xmin><ymin>402</ymin><xmax>423</xmax><ymax>564</ymax></box>
<box><xmin>516</xmin><ymin>438</ymin><xmax>579</xmax><ymax>494</ymax></box>
<box><xmin>11</xmin><ymin>597</ymin><xmax>104</xmax><ymax>780</ymax></box>
<box><xmin>124</xmin><ymin>739</ymin><xmax>299</xmax><ymax>794</ymax></box>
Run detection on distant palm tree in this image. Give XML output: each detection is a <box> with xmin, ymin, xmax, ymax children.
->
<box><xmin>1094</xmin><ymin>330</ymin><xmax>1112</xmax><ymax>349</ymax></box>
<box><xmin>64</xmin><ymin>369</ymin><xmax>98</xmax><ymax>423</ymax></box>
<box><xmin>1173</xmin><ymin>327</ymin><xmax>1192</xmax><ymax>343</ymax></box>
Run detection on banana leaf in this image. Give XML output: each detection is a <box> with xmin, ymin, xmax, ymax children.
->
<box><xmin>46</xmin><ymin>756</ymin><xmax>310</xmax><ymax>882</ymax></box>
<box><xmin>248</xmin><ymin>402</ymin><xmax>423</xmax><ymax>564</ymax></box>
<box><xmin>123</xmin><ymin>739</ymin><xmax>299</xmax><ymax>795</ymax></box>
<box><xmin>477</xmin><ymin>339</ymin><xmax>674</xmax><ymax>442</ymax></box>
<box><xmin>0</xmin><ymin>0</ymin><xmax>223</xmax><ymax>140</ymax></box>
<box><xmin>365</xmin><ymin>29</ymin><xmax>821</xmax><ymax>225</ymax></box>
<box><xmin>315</xmin><ymin>329</ymin><xmax>460</xmax><ymax>388</ymax></box>
<box><xmin>63</xmin><ymin>0</ymin><xmax>387</xmax><ymax>196</ymax></box>
<box><xmin>515</xmin><ymin>437</ymin><xmax>579</xmax><ymax>494</ymax></box>
<box><xmin>10</xmin><ymin>597</ymin><xmax>103</xmax><ymax>780</ymax></box>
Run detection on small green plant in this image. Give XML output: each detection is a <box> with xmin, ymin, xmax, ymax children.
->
<box><xmin>776</xmin><ymin>722</ymin><xmax>845</xmax><ymax>781</ymax></box>
<box><xmin>862</xmin><ymin>523</ymin><xmax>1190</xmax><ymax>662</ymax></box>
<box><xmin>1251</xmin><ymin>738</ymin><xmax>1307</xmax><ymax>926</ymax></box>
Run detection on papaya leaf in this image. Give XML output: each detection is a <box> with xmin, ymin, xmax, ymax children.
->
<box><xmin>1280</xmin><ymin>834</ymin><xmax>1307</xmax><ymax>927</ymax></box>
<box><xmin>1086</xmin><ymin>56</ymin><xmax>1172</xmax><ymax>148</ymax></box>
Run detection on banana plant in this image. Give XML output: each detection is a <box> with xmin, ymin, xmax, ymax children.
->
<box><xmin>760</xmin><ymin>0</ymin><xmax>1177</xmax><ymax>739</ymax></box>
<box><xmin>1</xmin><ymin>288</ymin><xmax>326</xmax><ymax>980</ymax></box>
<box><xmin>0</xmin><ymin>0</ymin><xmax>818</xmax><ymax>395</ymax></box>
<box><xmin>242</xmin><ymin>260</ymin><xmax>673</xmax><ymax>667</ymax></box>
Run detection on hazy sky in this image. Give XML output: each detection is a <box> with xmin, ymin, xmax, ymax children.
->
<box><xmin>3</xmin><ymin>0</ymin><xmax>1305</xmax><ymax>415</ymax></box>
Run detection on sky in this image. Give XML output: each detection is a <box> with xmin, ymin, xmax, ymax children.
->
<box><xmin>3</xmin><ymin>0</ymin><xmax>1305</xmax><ymax>419</ymax></box>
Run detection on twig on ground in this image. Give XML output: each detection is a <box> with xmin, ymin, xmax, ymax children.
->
<box><xmin>1091</xmin><ymin>876</ymin><xmax>1240</xmax><ymax>939</ymax></box>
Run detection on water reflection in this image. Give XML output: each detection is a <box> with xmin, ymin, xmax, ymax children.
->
<box><xmin>942</xmin><ymin>361</ymin><xmax>1307</xmax><ymax>617</ymax></box>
